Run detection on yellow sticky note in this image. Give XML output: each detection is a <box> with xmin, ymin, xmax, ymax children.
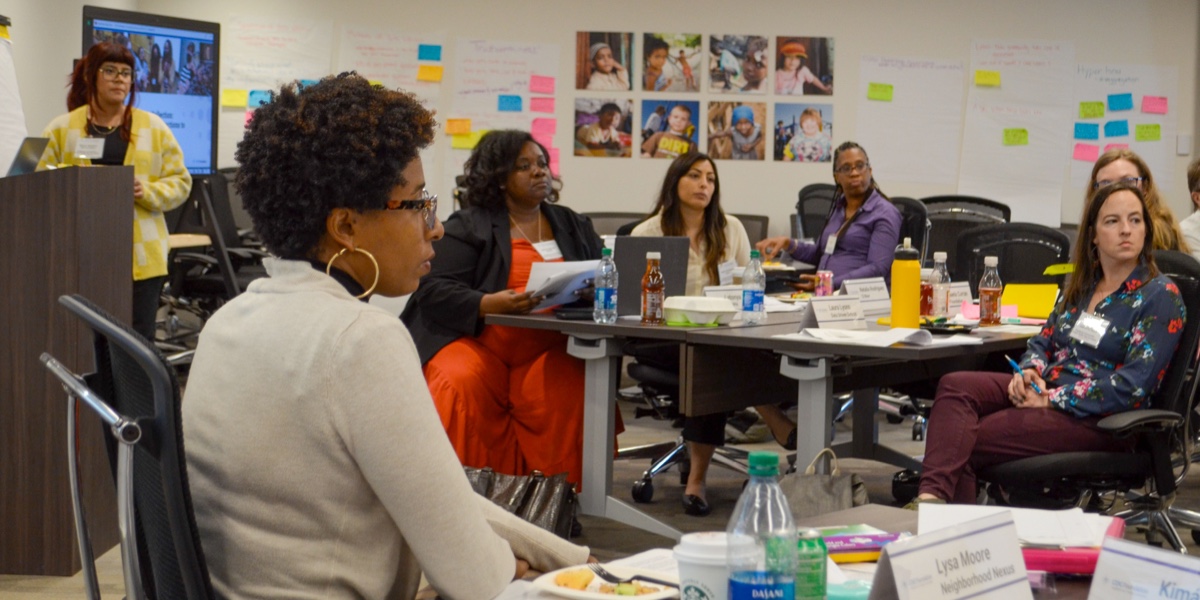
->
<box><xmin>0</xmin><ymin>26</ymin><xmax>10</xmax><ymax>41</ymax></box>
<box><xmin>974</xmin><ymin>70</ymin><xmax>1001</xmax><ymax>87</ymax></box>
<box><xmin>445</xmin><ymin>119</ymin><xmax>471</xmax><ymax>135</ymax></box>
<box><xmin>417</xmin><ymin>65</ymin><xmax>444</xmax><ymax>83</ymax></box>
<box><xmin>1002</xmin><ymin>284</ymin><xmax>1060</xmax><ymax>320</ymax></box>
<box><xmin>867</xmin><ymin>82</ymin><xmax>893</xmax><ymax>102</ymax></box>
<box><xmin>369</xmin><ymin>80</ymin><xmax>383</xmax><ymax>87</ymax></box>
<box><xmin>1079</xmin><ymin>102</ymin><xmax>1105</xmax><ymax>119</ymax></box>
<box><xmin>221</xmin><ymin>89</ymin><xmax>250</xmax><ymax>108</ymax></box>
<box><xmin>1043</xmin><ymin>263</ymin><xmax>1074</xmax><ymax>276</ymax></box>
<box><xmin>1134</xmin><ymin>123</ymin><xmax>1161</xmax><ymax>142</ymax></box>
<box><xmin>1002</xmin><ymin>128</ymin><xmax>1029</xmax><ymax>146</ymax></box>
<box><xmin>451</xmin><ymin>130</ymin><xmax>488</xmax><ymax>150</ymax></box>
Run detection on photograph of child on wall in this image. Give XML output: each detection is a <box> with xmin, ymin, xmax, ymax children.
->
<box><xmin>577</xmin><ymin>32</ymin><xmax>632</xmax><ymax>91</ymax></box>
<box><xmin>575</xmin><ymin>98</ymin><xmax>633</xmax><ymax>158</ymax></box>
<box><xmin>776</xmin><ymin>102</ymin><xmax>834</xmax><ymax>162</ymax></box>
<box><xmin>641</xmin><ymin>100</ymin><xmax>698</xmax><ymax>159</ymax></box>
<box><xmin>775</xmin><ymin>37</ymin><xmax>833</xmax><ymax>95</ymax></box>
<box><xmin>708</xmin><ymin>101</ymin><xmax>766</xmax><ymax>160</ymax></box>
<box><xmin>642</xmin><ymin>33</ymin><xmax>701</xmax><ymax>93</ymax></box>
<box><xmin>708</xmin><ymin>35</ymin><xmax>768</xmax><ymax>94</ymax></box>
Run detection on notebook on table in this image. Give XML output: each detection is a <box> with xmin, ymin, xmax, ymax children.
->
<box><xmin>611</xmin><ymin>236</ymin><xmax>689</xmax><ymax>317</ymax></box>
<box><xmin>5</xmin><ymin>137</ymin><xmax>49</xmax><ymax>177</ymax></box>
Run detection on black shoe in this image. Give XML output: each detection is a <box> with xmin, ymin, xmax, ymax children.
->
<box><xmin>772</xmin><ymin>427</ymin><xmax>797</xmax><ymax>451</ymax></box>
<box><xmin>681</xmin><ymin>494</ymin><xmax>712</xmax><ymax>516</ymax></box>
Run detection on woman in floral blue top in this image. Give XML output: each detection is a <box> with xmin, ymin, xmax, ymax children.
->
<box><xmin>912</xmin><ymin>182</ymin><xmax>1185</xmax><ymax>505</ymax></box>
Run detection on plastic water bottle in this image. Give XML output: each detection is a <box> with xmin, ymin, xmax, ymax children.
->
<box><xmin>741</xmin><ymin>250</ymin><xmax>766</xmax><ymax>325</ymax></box>
<box><xmin>593</xmin><ymin>247</ymin><xmax>618</xmax><ymax>324</ymax></box>
<box><xmin>931</xmin><ymin>251</ymin><xmax>951</xmax><ymax>319</ymax></box>
<box><xmin>978</xmin><ymin>256</ymin><xmax>1003</xmax><ymax>326</ymax></box>
<box><xmin>727</xmin><ymin>452</ymin><xmax>797</xmax><ymax>600</ymax></box>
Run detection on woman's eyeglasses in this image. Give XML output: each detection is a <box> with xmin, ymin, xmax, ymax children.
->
<box><xmin>99</xmin><ymin>67</ymin><xmax>134</xmax><ymax>81</ymax></box>
<box><xmin>835</xmin><ymin>161</ymin><xmax>870</xmax><ymax>175</ymax></box>
<box><xmin>1093</xmin><ymin>176</ymin><xmax>1145</xmax><ymax>190</ymax></box>
<box><xmin>386</xmin><ymin>190</ymin><xmax>438</xmax><ymax>230</ymax></box>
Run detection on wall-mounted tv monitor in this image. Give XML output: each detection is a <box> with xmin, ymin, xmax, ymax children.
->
<box><xmin>82</xmin><ymin>6</ymin><xmax>219</xmax><ymax>175</ymax></box>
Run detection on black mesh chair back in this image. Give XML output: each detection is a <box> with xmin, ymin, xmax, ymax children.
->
<box><xmin>216</xmin><ymin>167</ymin><xmax>253</xmax><ymax>232</ymax></box>
<box><xmin>729</xmin><ymin>213</ymin><xmax>769</xmax><ymax>245</ymax></box>
<box><xmin>583</xmin><ymin>212</ymin><xmax>647</xmax><ymax>236</ymax></box>
<box><xmin>796</xmin><ymin>183</ymin><xmax>836</xmax><ymax>240</ymax></box>
<box><xmin>922</xmin><ymin>195</ymin><xmax>1010</xmax><ymax>276</ymax></box>
<box><xmin>58</xmin><ymin>294</ymin><xmax>213</xmax><ymax>599</ymax></box>
<box><xmin>891</xmin><ymin>197</ymin><xmax>929</xmax><ymax>264</ymax></box>
<box><xmin>954</xmin><ymin>223</ymin><xmax>1071</xmax><ymax>297</ymax></box>
<box><xmin>164</xmin><ymin>180</ymin><xmax>207</xmax><ymax>235</ymax></box>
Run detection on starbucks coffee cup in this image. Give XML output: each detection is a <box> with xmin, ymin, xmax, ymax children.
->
<box><xmin>673</xmin><ymin>531</ymin><xmax>729</xmax><ymax>600</ymax></box>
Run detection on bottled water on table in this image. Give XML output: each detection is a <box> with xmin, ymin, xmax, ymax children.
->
<box><xmin>593</xmin><ymin>247</ymin><xmax>617</xmax><ymax>324</ymax></box>
<box><xmin>741</xmin><ymin>250</ymin><xmax>766</xmax><ymax>325</ymax></box>
<box><xmin>727</xmin><ymin>451</ymin><xmax>797</xmax><ymax>600</ymax></box>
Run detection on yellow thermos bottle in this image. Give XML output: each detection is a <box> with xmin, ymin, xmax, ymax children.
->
<box><xmin>890</xmin><ymin>237</ymin><xmax>921</xmax><ymax>329</ymax></box>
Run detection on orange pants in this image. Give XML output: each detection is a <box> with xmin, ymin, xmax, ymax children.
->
<box><xmin>424</xmin><ymin>324</ymin><xmax>587</xmax><ymax>486</ymax></box>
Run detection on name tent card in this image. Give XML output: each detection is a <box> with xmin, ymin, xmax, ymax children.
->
<box><xmin>841</xmin><ymin>277</ymin><xmax>890</xmax><ymax>316</ymax></box>
<box><xmin>948</xmin><ymin>282</ymin><xmax>973</xmax><ymax>316</ymax></box>
<box><xmin>869</xmin><ymin>512</ymin><xmax>1031</xmax><ymax>600</ymax></box>
<box><xmin>799</xmin><ymin>295</ymin><xmax>867</xmax><ymax>330</ymax></box>
<box><xmin>1088</xmin><ymin>537</ymin><xmax>1200</xmax><ymax>599</ymax></box>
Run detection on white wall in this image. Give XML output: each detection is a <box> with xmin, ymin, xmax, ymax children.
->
<box><xmin>12</xmin><ymin>0</ymin><xmax>1199</xmax><ymax>237</ymax></box>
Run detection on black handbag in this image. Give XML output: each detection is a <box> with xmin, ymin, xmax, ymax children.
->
<box><xmin>463</xmin><ymin>467</ymin><xmax>578</xmax><ymax>539</ymax></box>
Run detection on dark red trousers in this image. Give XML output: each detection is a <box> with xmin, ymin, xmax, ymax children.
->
<box><xmin>919</xmin><ymin>371</ymin><xmax>1128</xmax><ymax>503</ymax></box>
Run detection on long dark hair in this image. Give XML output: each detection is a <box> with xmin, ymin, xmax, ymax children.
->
<box><xmin>831</xmin><ymin>141</ymin><xmax>888</xmax><ymax>201</ymax></box>
<box><xmin>1063</xmin><ymin>181</ymin><xmax>1157</xmax><ymax>306</ymax></box>
<box><xmin>649</xmin><ymin>152</ymin><xmax>727</xmax><ymax>284</ymax></box>
<box><xmin>461</xmin><ymin>130</ymin><xmax>557</xmax><ymax>210</ymax></box>
<box><xmin>67</xmin><ymin>42</ymin><xmax>136</xmax><ymax>142</ymax></box>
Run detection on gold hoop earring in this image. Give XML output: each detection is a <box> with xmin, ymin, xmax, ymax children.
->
<box><xmin>326</xmin><ymin>246</ymin><xmax>380</xmax><ymax>298</ymax></box>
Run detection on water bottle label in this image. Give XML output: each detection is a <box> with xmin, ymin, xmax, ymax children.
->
<box><xmin>729</xmin><ymin>572</ymin><xmax>795</xmax><ymax>600</ymax></box>
<box><xmin>741</xmin><ymin>289</ymin><xmax>764</xmax><ymax>312</ymax></box>
<box><xmin>596</xmin><ymin>287</ymin><xmax>617</xmax><ymax>310</ymax></box>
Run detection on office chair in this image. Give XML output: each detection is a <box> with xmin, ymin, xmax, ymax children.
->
<box><xmin>42</xmin><ymin>294</ymin><xmax>213</xmax><ymax>599</ymax></box>
<box><xmin>729</xmin><ymin>213</ymin><xmax>770</xmax><ymax>245</ymax></box>
<box><xmin>796</xmin><ymin>183</ymin><xmax>836</xmax><ymax>240</ymax></box>
<box><xmin>891</xmin><ymin>197</ymin><xmax>930</xmax><ymax>265</ymax></box>
<box><xmin>922</xmin><ymin>195</ymin><xmax>1010</xmax><ymax>279</ymax></box>
<box><xmin>978</xmin><ymin>250</ymin><xmax>1200</xmax><ymax>552</ymax></box>
<box><xmin>954</xmin><ymin>223</ymin><xmax>1071</xmax><ymax>297</ymax></box>
<box><xmin>583</xmin><ymin>212</ymin><xmax>650</xmax><ymax>236</ymax></box>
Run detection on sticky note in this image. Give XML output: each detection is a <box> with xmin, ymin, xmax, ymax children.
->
<box><xmin>1002</xmin><ymin>128</ymin><xmax>1028</xmax><ymax>146</ymax></box>
<box><xmin>548</xmin><ymin>147</ymin><xmax>560</xmax><ymax>176</ymax></box>
<box><xmin>1104</xmin><ymin>120</ymin><xmax>1129</xmax><ymax>138</ymax></box>
<box><xmin>1104</xmin><ymin>143</ymin><xmax>1129</xmax><ymax>153</ymax></box>
<box><xmin>0</xmin><ymin>26</ymin><xmax>10</xmax><ymax>41</ymax></box>
<box><xmin>1073</xmin><ymin>143</ymin><xmax>1100</xmax><ymax>162</ymax></box>
<box><xmin>248</xmin><ymin>90</ymin><xmax>272</xmax><ymax>108</ymax></box>
<box><xmin>1074</xmin><ymin>123</ymin><xmax>1099</xmax><ymax>140</ymax></box>
<box><xmin>417</xmin><ymin>44</ymin><xmax>442</xmax><ymax>61</ymax></box>
<box><xmin>530</xmin><ymin>75</ymin><xmax>555</xmax><ymax>94</ymax></box>
<box><xmin>444</xmin><ymin>119</ymin><xmax>471</xmax><ymax>135</ymax></box>
<box><xmin>530</xmin><ymin>97</ymin><xmax>555</xmax><ymax>113</ymax></box>
<box><xmin>451</xmin><ymin>130</ymin><xmax>487</xmax><ymax>150</ymax></box>
<box><xmin>1107</xmin><ymin>93</ymin><xmax>1134</xmax><ymax>111</ymax></box>
<box><xmin>531</xmin><ymin>118</ymin><xmax>557</xmax><ymax>135</ymax></box>
<box><xmin>1142</xmin><ymin>96</ymin><xmax>1168</xmax><ymax>114</ymax></box>
<box><xmin>244</xmin><ymin>110</ymin><xmax>254</xmax><ymax>127</ymax></box>
<box><xmin>532</xmin><ymin>131</ymin><xmax>553</xmax><ymax>150</ymax></box>
<box><xmin>221</xmin><ymin>89</ymin><xmax>250</xmax><ymax>108</ymax></box>
<box><xmin>417</xmin><ymin>65</ymin><xmax>443</xmax><ymax>82</ymax></box>
<box><xmin>498</xmin><ymin>95</ymin><xmax>523</xmax><ymax>112</ymax></box>
<box><xmin>866</xmin><ymin>82</ymin><xmax>893</xmax><ymax>102</ymax></box>
<box><xmin>369</xmin><ymin>80</ymin><xmax>383</xmax><ymax>87</ymax></box>
<box><xmin>1135</xmin><ymin>123</ymin><xmax>1161</xmax><ymax>142</ymax></box>
<box><xmin>1079</xmin><ymin>102</ymin><xmax>1105</xmax><ymax>119</ymax></box>
<box><xmin>974</xmin><ymin>70</ymin><xmax>1001</xmax><ymax>87</ymax></box>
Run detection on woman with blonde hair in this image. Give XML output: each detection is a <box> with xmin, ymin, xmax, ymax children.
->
<box><xmin>1088</xmin><ymin>147</ymin><xmax>1188</xmax><ymax>253</ymax></box>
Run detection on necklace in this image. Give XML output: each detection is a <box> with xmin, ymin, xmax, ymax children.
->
<box><xmin>89</xmin><ymin>120</ymin><xmax>119</xmax><ymax>136</ymax></box>
<box><xmin>509</xmin><ymin>213</ymin><xmax>543</xmax><ymax>243</ymax></box>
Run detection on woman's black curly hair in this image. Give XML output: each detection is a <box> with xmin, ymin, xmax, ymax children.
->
<box><xmin>235</xmin><ymin>72</ymin><xmax>436</xmax><ymax>259</ymax></box>
<box><xmin>460</xmin><ymin>129</ymin><xmax>558</xmax><ymax>210</ymax></box>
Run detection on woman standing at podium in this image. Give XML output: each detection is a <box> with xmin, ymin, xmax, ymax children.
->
<box><xmin>38</xmin><ymin>41</ymin><xmax>192</xmax><ymax>341</ymax></box>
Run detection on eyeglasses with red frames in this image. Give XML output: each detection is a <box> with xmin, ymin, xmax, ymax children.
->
<box><xmin>385</xmin><ymin>190</ymin><xmax>438</xmax><ymax>230</ymax></box>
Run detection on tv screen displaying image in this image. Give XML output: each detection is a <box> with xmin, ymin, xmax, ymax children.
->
<box><xmin>82</xmin><ymin>6</ymin><xmax>219</xmax><ymax>175</ymax></box>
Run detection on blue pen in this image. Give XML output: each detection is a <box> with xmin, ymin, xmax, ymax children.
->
<box><xmin>1005</xmin><ymin>355</ymin><xmax>1043</xmax><ymax>394</ymax></box>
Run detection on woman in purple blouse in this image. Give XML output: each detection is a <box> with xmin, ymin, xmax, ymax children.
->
<box><xmin>759</xmin><ymin>141</ymin><xmax>901</xmax><ymax>289</ymax></box>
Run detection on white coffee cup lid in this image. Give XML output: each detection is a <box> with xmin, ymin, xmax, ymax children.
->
<box><xmin>673</xmin><ymin>531</ymin><xmax>728</xmax><ymax>566</ymax></box>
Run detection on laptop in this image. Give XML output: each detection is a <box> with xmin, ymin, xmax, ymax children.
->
<box><xmin>612</xmin><ymin>236</ymin><xmax>690</xmax><ymax>317</ymax></box>
<box><xmin>5</xmin><ymin>137</ymin><xmax>49</xmax><ymax>177</ymax></box>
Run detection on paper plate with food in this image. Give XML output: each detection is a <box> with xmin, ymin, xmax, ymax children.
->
<box><xmin>761</xmin><ymin>261</ymin><xmax>797</xmax><ymax>272</ymax></box>
<box><xmin>532</xmin><ymin>565</ymin><xmax>679</xmax><ymax>599</ymax></box>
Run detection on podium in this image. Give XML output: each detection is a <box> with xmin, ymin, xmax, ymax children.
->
<box><xmin>0</xmin><ymin>167</ymin><xmax>131</xmax><ymax>575</ymax></box>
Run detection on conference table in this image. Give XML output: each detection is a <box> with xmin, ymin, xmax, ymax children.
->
<box><xmin>486</xmin><ymin>311</ymin><xmax>1034</xmax><ymax>540</ymax></box>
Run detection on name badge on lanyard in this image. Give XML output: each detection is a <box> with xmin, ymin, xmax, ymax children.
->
<box><xmin>75</xmin><ymin>137</ymin><xmax>106</xmax><ymax>160</ymax></box>
<box><xmin>1070</xmin><ymin>311</ymin><xmax>1110</xmax><ymax>348</ymax></box>
<box><xmin>532</xmin><ymin>239</ymin><xmax>563</xmax><ymax>261</ymax></box>
<box><xmin>824</xmin><ymin>234</ymin><xmax>838</xmax><ymax>255</ymax></box>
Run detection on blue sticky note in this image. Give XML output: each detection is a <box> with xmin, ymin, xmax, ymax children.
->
<box><xmin>248</xmin><ymin>90</ymin><xmax>271</xmax><ymax>108</ymax></box>
<box><xmin>417</xmin><ymin>44</ymin><xmax>442</xmax><ymax>62</ymax></box>
<box><xmin>498</xmin><ymin>95</ymin><xmax>523</xmax><ymax>112</ymax></box>
<box><xmin>1074</xmin><ymin>123</ymin><xmax>1100</xmax><ymax>140</ymax></box>
<box><xmin>1104</xmin><ymin>120</ymin><xmax>1130</xmax><ymax>138</ymax></box>
<box><xmin>299</xmin><ymin>79</ymin><xmax>318</xmax><ymax>89</ymax></box>
<box><xmin>1108</xmin><ymin>93</ymin><xmax>1134</xmax><ymax>111</ymax></box>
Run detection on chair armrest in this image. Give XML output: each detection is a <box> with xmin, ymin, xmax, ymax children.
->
<box><xmin>228</xmin><ymin>248</ymin><xmax>269</xmax><ymax>260</ymax></box>
<box><xmin>173</xmin><ymin>252</ymin><xmax>218</xmax><ymax>267</ymax></box>
<box><xmin>1097</xmin><ymin>409</ymin><xmax>1182</xmax><ymax>434</ymax></box>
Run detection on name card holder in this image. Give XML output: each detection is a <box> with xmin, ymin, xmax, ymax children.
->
<box><xmin>868</xmin><ymin>512</ymin><xmax>1031</xmax><ymax>600</ymax></box>
<box><xmin>1088</xmin><ymin>537</ymin><xmax>1200</xmax><ymax>599</ymax></box>
<box><xmin>841</xmin><ymin>277</ymin><xmax>890</xmax><ymax>316</ymax></box>
<box><xmin>799</xmin><ymin>295</ymin><xmax>867</xmax><ymax>330</ymax></box>
<box><xmin>948</xmin><ymin>282</ymin><xmax>973</xmax><ymax>316</ymax></box>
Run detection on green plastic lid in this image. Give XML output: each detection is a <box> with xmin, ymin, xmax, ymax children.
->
<box><xmin>602</xmin><ymin>247</ymin><xmax>612</xmax><ymax>257</ymax></box>
<box><xmin>748</xmin><ymin>451</ymin><xmax>780</xmax><ymax>476</ymax></box>
<box><xmin>750</xmin><ymin>249</ymin><xmax>761</xmax><ymax>259</ymax></box>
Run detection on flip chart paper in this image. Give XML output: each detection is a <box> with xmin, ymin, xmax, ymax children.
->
<box><xmin>1135</xmin><ymin>123</ymin><xmax>1161</xmax><ymax>142</ymax></box>
<box><xmin>1103</xmin><ymin>120</ymin><xmax>1129</xmax><ymax>137</ymax></box>
<box><xmin>1072</xmin><ymin>143</ymin><xmax>1099</xmax><ymax>161</ymax></box>
<box><xmin>1141</xmin><ymin>95</ymin><xmax>1168</xmax><ymax>114</ymax></box>
<box><xmin>530</xmin><ymin>74</ymin><xmax>555</xmax><ymax>94</ymax></box>
<box><xmin>416</xmin><ymin>65</ymin><xmax>443</xmax><ymax>82</ymax></box>
<box><xmin>867</xmin><ymin>82</ymin><xmax>894</xmax><ymax>101</ymax></box>
<box><xmin>1003</xmin><ymin>128</ymin><xmax>1028</xmax><ymax>146</ymax></box>
<box><xmin>1079</xmin><ymin>101</ymin><xmax>1104</xmax><ymax>119</ymax></box>
<box><xmin>974</xmin><ymin>70</ymin><xmax>1001</xmax><ymax>87</ymax></box>
<box><xmin>417</xmin><ymin>44</ymin><xmax>442</xmax><ymax>61</ymax></box>
<box><xmin>530</xmin><ymin>97</ymin><xmax>555</xmax><ymax>113</ymax></box>
<box><xmin>1107</xmin><ymin>93</ymin><xmax>1133</xmax><ymax>111</ymax></box>
<box><xmin>1073</xmin><ymin>123</ymin><xmax>1099</xmax><ymax>140</ymax></box>
<box><xmin>498</xmin><ymin>95</ymin><xmax>523</xmax><ymax>112</ymax></box>
<box><xmin>221</xmin><ymin>89</ymin><xmax>249</xmax><ymax>108</ymax></box>
<box><xmin>444</xmin><ymin>119</ymin><xmax>471</xmax><ymax>135</ymax></box>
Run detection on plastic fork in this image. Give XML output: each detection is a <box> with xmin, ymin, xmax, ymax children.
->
<box><xmin>586</xmin><ymin>563</ymin><xmax>679</xmax><ymax>589</ymax></box>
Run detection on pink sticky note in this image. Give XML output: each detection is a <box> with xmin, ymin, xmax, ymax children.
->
<box><xmin>960</xmin><ymin>301</ymin><xmax>980</xmax><ymax>320</ymax></box>
<box><xmin>532</xmin><ymin>131</ymin><xmax>554</xmax><ymax>150</ymax></box>
<box><xmin>1072</xmin><ymin>143</ymin><xmax>1100</xmax><ymax>162</ymax></box>
<box><xmin>1142</xmin><ymin>95</ymin><xmax>1168</xmax><ymax>115</ymax></box>
<box><xmin>530</xmin><ymin>97</ymin><xmax>555</xmax><ymax>113</ymax></box>
<box><xmin>530</xmin><ymin>74</ymin><xmax>555</xmax><ymax>94</ymax></box>
<box><xmin>244</xmin><ymin>109</ymin><xmax>255</xmax><ymax>127</ymax></box>
<box><xmin>1001</xmin><ymin>305</ymin><xmax>1018</xmax><ymax>318</ymax></box>
<box><xmin>531</xmin><ymin>117</ymin><xmax>557</xmax><ymax>135</ymax></box>
<box><xmin>548</xmin><ymin>147</ymin><xmax>560</xmax><ymax>176</ymax></box>
<box><xmin>1104</xmin><ymin>143</ymin><xmax>1129</xmax><ymax>153</ymax></box>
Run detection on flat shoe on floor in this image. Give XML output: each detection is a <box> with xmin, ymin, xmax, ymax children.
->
<box><xmin>681</xmin><ymin>494</ymin><xmax>712</xmax><ymax>516</ymax></box>
<box><xmin>773</xmin><ymin>427</ymin><xmax>797</xmax><ymax>451</ymax></box>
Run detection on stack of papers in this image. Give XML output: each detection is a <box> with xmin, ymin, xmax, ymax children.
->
<box><xmin>775</xmin><ymin>327</ymin><xmax>983</xmax><ymax>347</ymax></box>
<box><xmin>526</xmin><ymin>261</ymin><xmax>599</xmax><ymax>310</ymax></box>
<box><xmin>918</xmin><ymin>504</ymin><xmax>1110</xmax><ymax>548</ymax></box>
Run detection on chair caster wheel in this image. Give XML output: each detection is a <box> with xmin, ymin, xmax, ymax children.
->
<box><xmin>912</xmin><ymin>423</ymin><xmax>925</xmax><ymax>441</ymax></box>
<box><xmin>632</xmin><ymin>479</ymin><xmax>654</xmax><ymax>503</ymax></box>
<box><xmin>886</xmin><ymin>414</ymin><xmax>904</xmax><ymax>424</ymax></box>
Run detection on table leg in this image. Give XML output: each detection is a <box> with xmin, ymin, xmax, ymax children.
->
<box><xmin>779</xmin><ymin>355</ymin><xmax>832</xmax><ymax>473</ymax></box>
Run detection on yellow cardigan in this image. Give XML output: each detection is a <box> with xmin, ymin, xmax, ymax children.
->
<box><xmin>38</xmin><ymin>106</ymin><xmax>192</xmax><ymax>281</ymax></box>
